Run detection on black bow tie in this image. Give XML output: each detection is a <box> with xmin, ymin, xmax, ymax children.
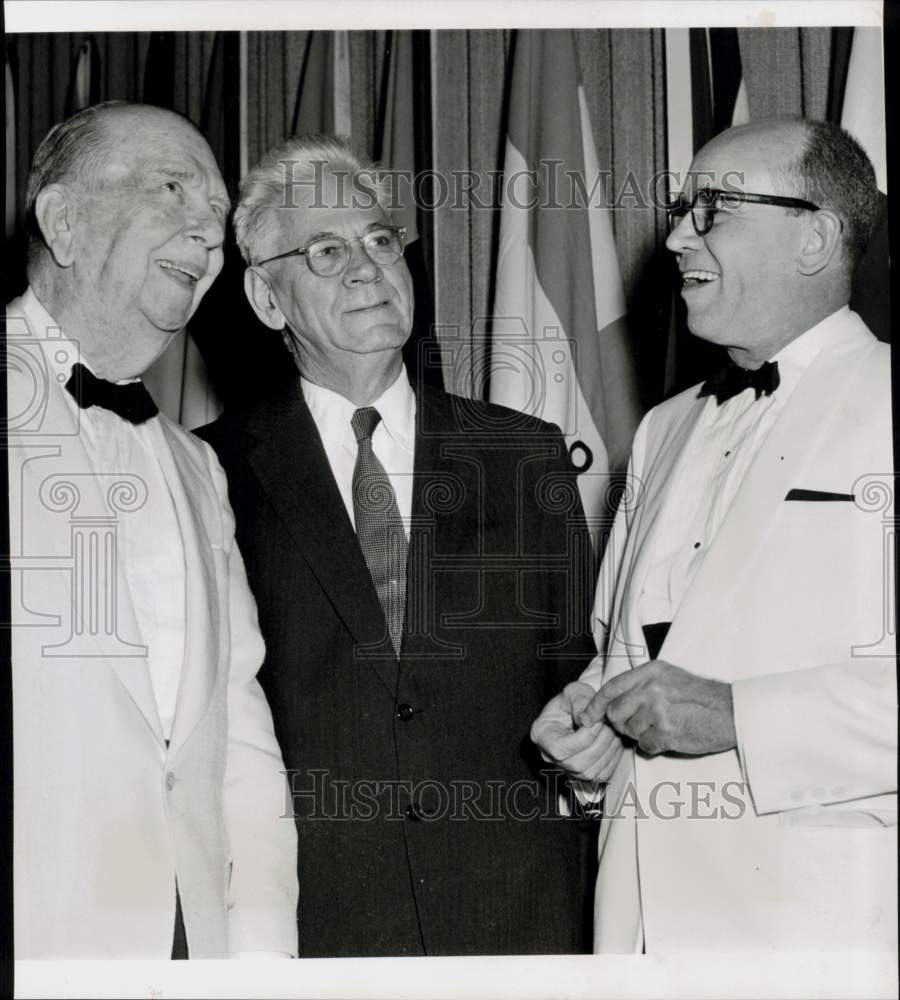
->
<box><xmin>65</xmin><ymin>362</ymin><xmax>159</xmax><ymax>424</ymax></box>
<box><xmin>698</xmin><ymin>360</ymin><xmax>780</xmax><ymax>405</ymax></box>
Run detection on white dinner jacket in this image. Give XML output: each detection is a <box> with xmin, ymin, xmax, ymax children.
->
<box><xmin>582</xmin><ymin>309</ymin><xmax>896</xmax><ymax>953</ymax></box>
<box><xmin>7</xmin><ymin>294</ymin><xmax>298</xmax><ymax>958</ymax></box>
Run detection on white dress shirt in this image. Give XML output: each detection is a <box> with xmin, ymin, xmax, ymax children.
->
<box><xmin>22</xmin><ymin>288</ymin><xmax>186</xmax><ymax>741</ymax></box>
<box><xmin>639</xmin><ymin>308</ymin><xmax>846</xmax><ymax>626</ymax></box>
<box><xmin>301</xmin><ymin>369</ymin><xmax>417</xmax><ymax>538</ymax></box>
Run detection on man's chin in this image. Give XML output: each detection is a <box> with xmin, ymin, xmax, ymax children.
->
<box><xmin>143</xmin><ymin>304</ymin><xmax>196</xmax><ymax>336</ymax></box>
<box><xmin>350</xmin><ymin>322</ymin><xmax>412</xmax><ymax>353</ymax></box>
<box><xmin>682</xmin><ymin>310</ymin><xmax>724</xmax><ymax>346</ymax></box>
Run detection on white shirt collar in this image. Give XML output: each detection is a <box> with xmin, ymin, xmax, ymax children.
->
<box><xmin>770</xmin><ymin>305</ymin><xmax>851</xmax><ymax>384</ymax></box>
<box><xmin>301</xmin><ymin>368</ymin><xmax>416</xmax><ymax>456</ymax></box>
<box><xmin>18</xmin><ymin>286</ymin><xmax>143</xmax><ymax>387</ymax></box>
<box><xmin>18</xmin><ymin>287</ymin><xmax>82</xmax><ymax>386</ymax></box>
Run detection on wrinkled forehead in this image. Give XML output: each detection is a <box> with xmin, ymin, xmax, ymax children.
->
<box><xmin>95</xmin><ymin>113</ymin><xmax>228</xmax><ymax>199</ymax></box>
<box><xmin>273</xmin><ymin>172</ymin><xmax>392</xmax><ymax>244</ymax></box>
<box><xmin>682</xmin><ymin>133</ymin><xmax>788</xmax><ymax>200</ymax></box>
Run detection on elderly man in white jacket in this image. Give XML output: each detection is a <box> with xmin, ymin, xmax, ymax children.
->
<box><xmin>8</xmin><ymin>101</ymin><xmax>298</xmax><ymax>959</ymax></box>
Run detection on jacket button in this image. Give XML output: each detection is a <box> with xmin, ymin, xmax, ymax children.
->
<box><xmin>405</xmin><ymin>804</ymin><xmax>421</xmax><ymax>821</ymax></box>
<box><xmin>396</xmin><ymin>703</ymin><xmax>415</xmax><ymax>722</ymax></box>
<box><xmin>166</xmin><ymin>772</ymin><xmax>176</xmax><ymax>792</ymax></box>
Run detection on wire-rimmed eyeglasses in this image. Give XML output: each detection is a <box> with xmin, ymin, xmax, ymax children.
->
<box><xmin>254</xmin><ymin>225</ymin><xmax>407</xmax><ymax>278</ymax></box>
<box><xmin>666</xmin><ymin>188</ymin><xmax>820</xmax><ymax>237</ymax></box>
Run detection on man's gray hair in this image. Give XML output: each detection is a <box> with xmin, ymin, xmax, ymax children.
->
<box><xmin>234</xmin><ymin>134</ymin><xmax>393</xmax><ymax>265</ymax></box>
<box><xmin>24</xmin><ymin>100</ymin><xmax>127</xmax><ymax>264</ymax></box>
<box><xmin>775</xmin><ymin>118</ymin><xmax>881</xmax><ymax>271</ymax></box>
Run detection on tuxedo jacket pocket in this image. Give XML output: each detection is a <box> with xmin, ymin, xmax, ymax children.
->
<box><xmin>784</xmin><ymin>488</ymin><xmax>855</xmax><ymax>502</ymax></box>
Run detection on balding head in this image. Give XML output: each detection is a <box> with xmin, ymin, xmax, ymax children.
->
<box><xmin>667</xmin><ymin>117</ymin><xmax>878</xmax><ymax>364</ymax></box>
<box><xmin>25</xmin><ymin>102</ymin><xmax>210</xmax><ymax>270</ymax></box>
<box><xmin>25</xmin><ymin>101</ymin><xmax>229</xmax><ymax>379</ymax></box>
<box><xmin>699</xmin><ymin>118</ymin><xmax>879</xmax><ymax>273</ymax></box>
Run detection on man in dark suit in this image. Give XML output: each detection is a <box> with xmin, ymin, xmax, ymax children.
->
<box><xmin>199</xmin><ymin>135</ymin><xmax>597</xmax><ymax>957</ymax></box>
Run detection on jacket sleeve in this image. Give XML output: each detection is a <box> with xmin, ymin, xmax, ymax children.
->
<box><xmin>731</xmin><ymin>349</ymin><xmax>897</xmax><ymax>820</ymax></box>
<box><xmin>207</xmin><ymin>447</ymin><xmax>299</xmax><ymax>956</ymax></box>
<box><xmin>732</xmin><ymin>656</ymin><xmax>897</xmax><ymax>818</ymax></box>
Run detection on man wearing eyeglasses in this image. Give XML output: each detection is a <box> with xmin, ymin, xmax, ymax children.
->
<box><xmin>199</xmin><ymin>136</ymin><xmax>597</xmax><ymax>956</ymax></box>
<box><xmin>532</xmin><ymin>118</ymin><xmax>895</xmax><ymax>953</ymax></box>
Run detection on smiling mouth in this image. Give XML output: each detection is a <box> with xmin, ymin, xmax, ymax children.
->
<box><xmin>157</xmin><ymin>260</ymin><xmax>202</xmax><ymax>286</ymax></box>
<box><xmin>347</xmin><ymin>300</ymin><xmax>390</xmax><ymax>313</ymax></box>
<box><xmin>681</xmin><ymin>269</ymin><xmax>719</xmax><ymax>288</ymax></box>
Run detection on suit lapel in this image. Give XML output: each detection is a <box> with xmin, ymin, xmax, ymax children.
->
<box><xmin>159</xmin><ymin>421</ymin><xmax>218</xmax><ymax>756</ymax></box>
<box><xmin>14</xmin><ymin>324</ymin><xmax>165</xmax><ymax>744</ymax></box>
<box><xmin>663</xmin><ymin>316</ymin><xmax>877</xmax><ymax>664</ymax></box>
<box><xmin>614</xmin><ymin>396</ymin><xmax>706</xmax><ymax>665</ymax></box>
<box><xmin>404</xmin><ymin>388</ymin><xmax>498</xmax><ymax>657</ymax></box>
<box><xmin>244</xmin><ymin>382</ymin><xmax>398</xmax><ymax>691</ymax></box>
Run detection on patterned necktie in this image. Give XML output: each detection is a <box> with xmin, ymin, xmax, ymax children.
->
<box><xmin>697</xmin><ymin>359</ymin><xmax>780</xmax><ymax>405</ymax></box>
<box><xmin>351</xmin><ymin>407</ymin><xmax>408</xmax><ymax>658</ymax></box>
<box><xmin>65</xmin><ymin>362</ymin><xmax>159</xmax><ymax>424</ymax></box>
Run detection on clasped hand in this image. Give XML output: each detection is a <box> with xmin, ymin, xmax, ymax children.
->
<box><xmin>529</xmin><ymin>681</ymin><xmax>624</xmax><ymax>783</ymax></box>
<box><xmin>581</xmin><ymin>659</ymin><xmax>736</xmax><ymax>756</ymax></box>
<box><xmin>531</xmin><ymin>661</ymin><xmax>736</xmax><ymax>780</ymax></box>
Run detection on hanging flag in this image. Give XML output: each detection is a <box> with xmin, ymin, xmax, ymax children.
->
<box><xmin>65</xmin><ymin>38</ymin><xmax>99</xmax><ymax>114</ymax></box>
<box><xmin>489</xmin><ymin>30</ymin><xmax>641</xmax><ymax>547</ymax></box>
<box><xmin>839</xmin><ymin>26</ymin><xmax>889</xmax><ymax>343</ymax></box>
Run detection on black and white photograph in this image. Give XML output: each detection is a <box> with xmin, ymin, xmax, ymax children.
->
<box><xmin>3</xmin><ymin>1</ymin><xmax>896</xmax><ymax>997</ymax></box>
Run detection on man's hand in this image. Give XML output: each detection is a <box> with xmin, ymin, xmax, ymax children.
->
<box><xmin>580</xmin><ymin>660</ymin><xmax>736</xmax><ymax>756</ymax></box>
<box><xmin>530</xmin><ymin>681</ymin><xmax>624</xmax><ymax>783</ymax></box>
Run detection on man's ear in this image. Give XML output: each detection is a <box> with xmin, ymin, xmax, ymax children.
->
<box><xmin>797</xmin><ymin>209</ymin><xmax>843</xmax><ymax>276</ymax></box>
<box><xmin>34</xmin><ymin>186</ymin><xmax>77</xmax><ymax>267</ymax></box>
<box><xmin>244</xmin><ymin>267</ymin><xmax>287</xmax><ymax>331</ymax></box>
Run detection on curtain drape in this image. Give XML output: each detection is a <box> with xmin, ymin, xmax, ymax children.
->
<box><xmin>5</xmin><ymin>27</ymin><xmax>875</xmax><ymax>420</ymax></box>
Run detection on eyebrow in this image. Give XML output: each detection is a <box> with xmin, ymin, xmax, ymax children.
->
<box><xmin>146</xmin><ymin>166</ymin><xmax>232</xmax><ymax>212</ymax></box>
<box><xmin>301</xmin><ymin>222</ymin><xmax>392</xmax><ymax>241</ymax></box>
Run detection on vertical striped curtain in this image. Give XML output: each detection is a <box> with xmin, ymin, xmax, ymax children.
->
<box><xmin>661</xmin><ymin>26</ymin><xmax>857</xmax><ymax>395</ymax></box>
<box><xmin>5</xmin><ymin>27</ymin><xmax>883</xmax><ymax>420</ymax></box>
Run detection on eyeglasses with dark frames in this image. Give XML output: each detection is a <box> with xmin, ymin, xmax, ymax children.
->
<box><xmin>666</xmin><ymin>188</ymin><xmax>820</xmax><ymax>237</ymax></box>
<box><xmin>255</xmin><ymin>225</ymin><xmax>407</xmax><ymax>277</ymax></box>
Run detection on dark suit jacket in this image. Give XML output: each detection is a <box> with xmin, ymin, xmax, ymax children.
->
<box><xmin>199</xmin><ymin>378</ymin><xmax>597</xmax><ymax>956</ymax></box>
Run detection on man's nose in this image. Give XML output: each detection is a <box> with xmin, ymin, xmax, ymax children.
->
<box><xmin>184</xmin><ymin>197</ymin><xmax>225</xmax><ymax>249</ymax></box>
<box><xmin>342</xmin><ymin>239</ymin><xmax>381</xmax><ymax>285</ymax></box>
<box><xmin>665</xmin><ymin>211</ymin><xmax>704</xmax><ymax>254</ymax></box>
